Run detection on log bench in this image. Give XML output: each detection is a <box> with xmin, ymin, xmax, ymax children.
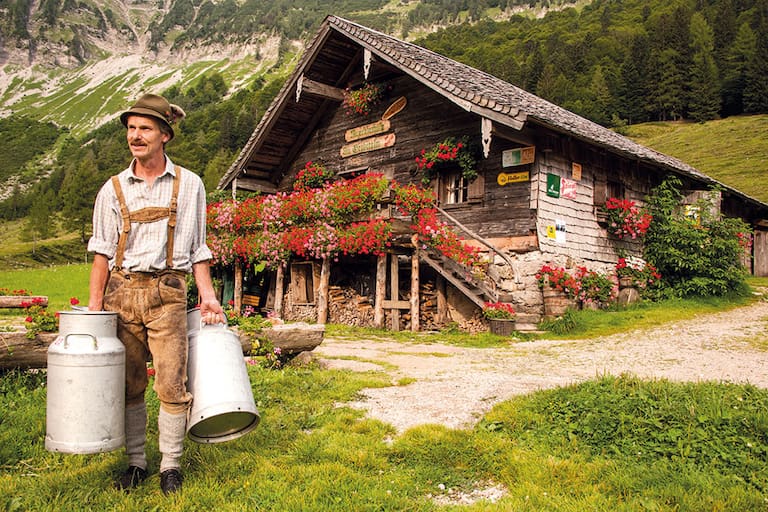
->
<box><xmin>0</xmin><ymin>321</ymin><xmax>324</xmax><ymax>370</ymax></box>
<box><xmin>0</xmin><ymin>296</ymin><xmax>48</xmax><ymax>308</ymax></box>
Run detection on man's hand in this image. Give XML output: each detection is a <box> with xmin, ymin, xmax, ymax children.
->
<box><xmin>199</xmin><ymin>297</ymin><xmax>225</xmax><ymax>324</ymax></box>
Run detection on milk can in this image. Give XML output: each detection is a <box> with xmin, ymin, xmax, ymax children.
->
<box><xmin>45</xmin><ymin>311</ymin><xmax>125</xmax><ymax>454</ymax></box>
<box><xmin>186</xmin><ymin>308</ymin><xmax>260</xmax><ymax>443</ymax></box>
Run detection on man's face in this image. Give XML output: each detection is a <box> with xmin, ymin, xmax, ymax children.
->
<box><xmin>125</xmin><ymin>115</ymin><xmax>170</xmax><ymax>161</ymax></box>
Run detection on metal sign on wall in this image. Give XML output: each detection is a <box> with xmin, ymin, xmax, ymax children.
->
<box><xmin>497</xmin><ymin>171</ymin><xmax>530</xmax><ymax>186</ymax></box>
<box><xmin>502</xmin><ymin>146</ymin><xmax>535</xmax><ymax>167</ymax></box>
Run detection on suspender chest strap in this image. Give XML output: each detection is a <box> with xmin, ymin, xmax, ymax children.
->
<box><xmin>111</xmin><ymin>167</ymin><xmax>182</xmax><ymax>270</ymax></box>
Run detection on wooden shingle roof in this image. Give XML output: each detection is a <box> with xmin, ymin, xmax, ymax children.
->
<box><xmin>219</xmin><ymin>15</ymin><xmax>766</xmax><ymax>210</ymax></box>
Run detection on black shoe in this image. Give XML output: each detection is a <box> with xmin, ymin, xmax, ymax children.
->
<box><xmin>115</xmin><ymin>465</ymin><xmax>148</xmax><ymax>490</ymax></box>
<box><xmin>160</xmin><ymin>469</ymin><xmax>183</xmax><ymax>495</ymax></box>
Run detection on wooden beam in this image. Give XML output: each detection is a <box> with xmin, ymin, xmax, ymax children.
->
<box><xmin>436</xmin><ymin>275</ymin><xmax>449</xmax><ymax>324</ymax></box>
<box><xmin>273</xmin><ymin>265</ymin><xmax>285</xmax><ymax>318</ymax></box>
<box><xmin>297</xmin><ymin>75</ymin><xmax>345</xmax><ymax>101</ymax></box>
<box><xmin>390</xmin><ymin>254</ymin><xmax>400</xmax><ymax>331</ymax></box>
<box><xmin>410</xmin><ymin>235</ymin><xmax>420</xmax><ymax>332</ymax></box>
<box><xmin>234</xmin><ymin>264</ymin><xmax>243</xmax><ymax>313</ymax></box>
<box><xmin>317</xmin><ymin>259</ymin><xmax>330</xmax><ymax>324</ymax></box>
<box><xmin>0</xmin><ymin>296</ymin><xmax>47</xmax><ymax>308</ymax></box>
<box><xmin>374</xmin><ymin>254</ymin><xmax>386</xmax><ymax>328</ymax></box>
<box><xmin>234</xmin><ymin>177</ymin><xmax>277</xmax><ymax>193</ymax></box>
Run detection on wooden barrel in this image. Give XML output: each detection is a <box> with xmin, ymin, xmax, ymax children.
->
<box><xmin>542</xmin><ymin>288</ymin><xmax>575</xmax><ymax>319</ymax></box>
<box><xmin>488</xmin><ymin>318</ymin><xmax>516</xmax><ymax>335</ymax></box>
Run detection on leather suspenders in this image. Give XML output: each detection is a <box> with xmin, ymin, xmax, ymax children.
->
<box><xmin>111</xmin><ymin>166</ymin><xmax>181</xmax><ymax>270</ymax></box>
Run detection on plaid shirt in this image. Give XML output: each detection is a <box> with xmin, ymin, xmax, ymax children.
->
<box><xmin>88</xmin><ymin>157</ymin><xmax>212</xmax><ymax>273</ymax></box>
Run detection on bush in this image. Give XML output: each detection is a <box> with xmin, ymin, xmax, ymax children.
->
<box><xmin>643</xmin><ymin>177</ymin><xmax>752</xmax><ymax>297</ymax></box>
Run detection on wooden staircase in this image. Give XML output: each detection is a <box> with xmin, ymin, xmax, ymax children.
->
<box><xmin>419</xmin><ymin>208</ymin><xmax>541</xmax><ymax>331</ymax></box>
<box><xmin>419</xmin><ymin>249</ymin><xmax>500</xmax><ymax>309</ymax></box>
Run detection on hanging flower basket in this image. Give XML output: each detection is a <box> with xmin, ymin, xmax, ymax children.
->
<box><xmin>342</xmin><ymin>82</ymin><xmax>385</xmax><ymax>117</ymax></box>
<box><xmin>416</xmin><ymin>136</ymin><xmax>478</xmax><ymax>185</ymax></box>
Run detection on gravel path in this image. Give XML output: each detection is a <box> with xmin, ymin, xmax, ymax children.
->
<box><xmin>314</xmin><ymin>298</ymin><xmax>768</xmax><ymax>433</ymax></box>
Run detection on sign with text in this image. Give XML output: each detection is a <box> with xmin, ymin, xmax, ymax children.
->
<box><xmin>502</xmin><ymin>146</ymin><xmax>535</xmax><ymax>167</ymax></box>
<box><xmin>344</xmin><ymin>119</ymin><xmax>391</xmax><ymax>142</ymax></box>
<box><xmin>497</xmin><ymin>171</ymin><xmax>530</xmax><ymax>186</ymax></box>
<box><xmin>340</xmin><ymin>133</ymin><xmax>396</xmax><ymax>158</ymax></box>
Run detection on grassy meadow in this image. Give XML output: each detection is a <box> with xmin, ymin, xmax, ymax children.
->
<box><xmin>2</xmin><ymin>266</ymin><xmax>768</xmax><ymax>510</ymax></box>
<box><xmin>2</xmin><ymin>114</ymin><xmax>768</xmax><ymax>509</ymax></box>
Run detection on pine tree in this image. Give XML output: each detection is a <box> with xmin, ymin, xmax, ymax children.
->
<box><xmin>618</xmin><ymin>34</ymin><xmax>651</xmax><ymax>124</ymax></box>
<box><xmin>744</xmin><ymin>0</ymin><xmax>768</xmax><ymax>113</ymax></box>
<box><xmin>688</xmin><ymin>12</ymin><xmax>720</xmax><ymax>122</ymax></box>
<box><xmin>721</xmin><ymin>22</ymin><xmax>756</xmax><ymax>116</ymax></box>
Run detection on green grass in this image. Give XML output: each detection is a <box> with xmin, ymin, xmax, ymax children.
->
<box><xmin>2</xmin><ymin>367</ymin><xmax>767</xmax><ymax>510</ymax></box>
<box><xmin>2</xmin><ymin>266</ymin><xmax>768</xmax><ymax>510</ymax></box>
<box><xmin>623</xmin><ymin>115</ymin><xmax>768</xmax><ymax>203</ymax></box>
<box><xmin>0</xmin><ymin>263</ymin><xmax>90</xmax><ymax>314</ymax></box>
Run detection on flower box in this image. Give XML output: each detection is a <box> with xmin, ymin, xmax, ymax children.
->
<box><xmin>488</xmin><ymin>318</ymin><xmax>516</xmax><ymax>336</ymax></box>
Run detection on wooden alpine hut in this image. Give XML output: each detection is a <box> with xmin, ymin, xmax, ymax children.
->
<box><xmin>214</xmin><ymin>15</ymin><xmax>768</xmax><ymax>331</ymax></box>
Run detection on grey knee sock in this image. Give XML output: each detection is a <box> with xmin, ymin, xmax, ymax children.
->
<box><xmin>158</xmin><ymin>408</ymin><xmax>187</xmax><ymax>473</ymax></box>
<box><xmin>125</xmin><ymin>402</ymin><xmax>148</xmax><ymax>470</ymax></box>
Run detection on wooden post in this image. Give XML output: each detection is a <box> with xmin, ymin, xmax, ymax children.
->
<box><xmin>317</xmin><ymin>258</ymin><xmax>330</xmax><ymax>324</ymax></box>
<box><xmin>234</xmin><ymin>263</ymin><xmax>243</xmax><ymax>313</ymax></box>
<box><xmin>410</xmin><ymin>235</ymin><xmax>420</xmax><ymax>332</ymax></box>
<box><xmin>390</xmin><ymin>254</ymin><xmax>400</xmax><ymax>331</ymax></box>
<box><xmin>374</xmin><ymin>254</ymin><xmax>386</xmax><ymax>328</ymax></box>
<box><xmin>436</xmin><ymin>275</ymin><xmax>449</xmax><ymax>325</ymax></box>
<box><xmin>274</xmin><ymin>264</ymin><xmax>285</xmax><ymax>318</ymax></box>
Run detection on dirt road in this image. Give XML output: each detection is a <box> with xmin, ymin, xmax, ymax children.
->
<box><xmin>314</xmin><ymin>298</ymin><xmax>768</xmax><ymax>433</ymax></box>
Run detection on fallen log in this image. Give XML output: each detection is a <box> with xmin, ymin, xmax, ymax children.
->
<box><xmin>240</xmin><ymin>322</ymin><xmax>325</xmax><ymax>354</ymax></box>
<box><xmin>1</xmin><ymin>322</ymin><xmax>325</xmax><ymax>370</ymax></box>
<box><xmin>0</xmin><ymin>331</ymin><xmax>57</xmax><ymax>370</ymax></box>
<box><xmin>0</xmin><ymin>296</ymin><xmax>48</xmax><ymax>308</ymax></box>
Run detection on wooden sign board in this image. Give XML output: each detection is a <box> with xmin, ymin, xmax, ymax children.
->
<box><xmin>502</xmin><ymin>146</ymin><xmax>535</xmax><ymax>167</ymax></box>
<box><xmin>345</xmin><ymin>119</ymin><xmax>391</xmax><ymax>142</ymax></box>
<box><xmin>340</xmin><ymin>133</ymin><xmax>396</xmax><ymax>158</ymax></box>
<box><xmin>497</xmin><ymin>171</ymin><xmax>530</xmax><ymax>186</ymax></box>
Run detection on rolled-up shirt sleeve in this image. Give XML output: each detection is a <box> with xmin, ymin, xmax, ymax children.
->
<box><xmin>87</xmin><ymin>181</ymin><xmax>119</xmax><ymax>259</ymax></box>
<box><xmin>190</xmin><ymin>178</ymin><xmax>213</xmax><ymax>265</ymax></box>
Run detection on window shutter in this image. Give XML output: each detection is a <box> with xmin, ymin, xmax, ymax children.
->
<box><xmin>468</xmin><ymin>174</ymin><xmax>484</xmax><ymax>201</ymax></box>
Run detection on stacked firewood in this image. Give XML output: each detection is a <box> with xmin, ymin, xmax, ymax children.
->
<box><xmin>328</xmin><ymin>286</ymin><xmax>375</xmax><ymax>326</ymax></box>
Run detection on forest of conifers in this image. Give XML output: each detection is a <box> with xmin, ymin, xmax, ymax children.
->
<box><xmin>1</xmin><ymin>0</ymin><xmax>767</xmax><ymax>242</ymax></box>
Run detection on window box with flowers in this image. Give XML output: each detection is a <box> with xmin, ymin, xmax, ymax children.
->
<box><xmin>482</xmin><ymin>301</ymin><xmax>516</xmax><ymax>335</ymax></box>
<box><xmin>535</xmin><ymin>265</ymin><xmax>579</xmax><ymax>318</ymax></box>
<box><xmin>602</xmin><ymin>197</ymin><xmax>653</xmax><ymax>240</ymax></box>
<box><xmin>342</xmin><ymin>82</ymin><xmax>386</xmax><ymax>117</ymax></box>
<box><xmin>416</xmin><ymin>137</ymin><xmax>478</xmax><ymax>186</ymax></box>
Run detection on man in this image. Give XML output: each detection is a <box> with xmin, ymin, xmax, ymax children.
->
<box><xmin>87</xmin><ymin>93</ymin><xmax>224</xmax><ymax>495</ymax></box>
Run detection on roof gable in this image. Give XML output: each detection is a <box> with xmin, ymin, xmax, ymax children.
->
<box><xmin>218</xmin><ymin>15</ymin><xmax>766</xmax><ymax>212</ymax></box>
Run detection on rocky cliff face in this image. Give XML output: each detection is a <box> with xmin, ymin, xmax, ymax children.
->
<box><xmin>0</xmin><ymin>0</ymin><xmax>279</xmax><ymax>135</ymax></box>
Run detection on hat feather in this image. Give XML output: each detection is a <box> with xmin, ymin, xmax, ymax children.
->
<box><xmin>169</xmin><ymin>104</ymin><xmax>186</xmax><ymax>124</ymax></box>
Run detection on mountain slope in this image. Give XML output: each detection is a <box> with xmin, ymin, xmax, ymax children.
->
<box><xmin>623</xmin><ymin>115</ymin><xmax>768</xmax><ymax>204</ymax></box>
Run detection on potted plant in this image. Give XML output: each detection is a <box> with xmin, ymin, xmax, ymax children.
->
<box><xmin>293</xmin><ymin>161</ymin><xmax>335</xmax><ymax>191</ymax></box>
<box><xmin>535</xmin><ymin>264</ymin><xmax>579</xmax><ymax>319</ymax></box>
<box><xmin>615</xmin><ymin>256</ymin><xmax>661</xmax><ymax>290</ymax></box>
<box><xmin>482</xmin><ymin>301</ymin><xmax>516</xmax><ymax>335</ymax></box>
<box><xmin>574</xmin><ymin>267</ymin><xmax>616</xmax><ymax>309</ymax></box>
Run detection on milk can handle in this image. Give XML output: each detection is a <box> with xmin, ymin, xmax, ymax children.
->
<box><xmin>199</xmin><ymin>317</ymin><xmax>228</xmax><ymax>331</ymax></box>
<box><xmin>64</xmin><ymin>333</ymin><xmax>98</xmax><ymax>350</ymax></box>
